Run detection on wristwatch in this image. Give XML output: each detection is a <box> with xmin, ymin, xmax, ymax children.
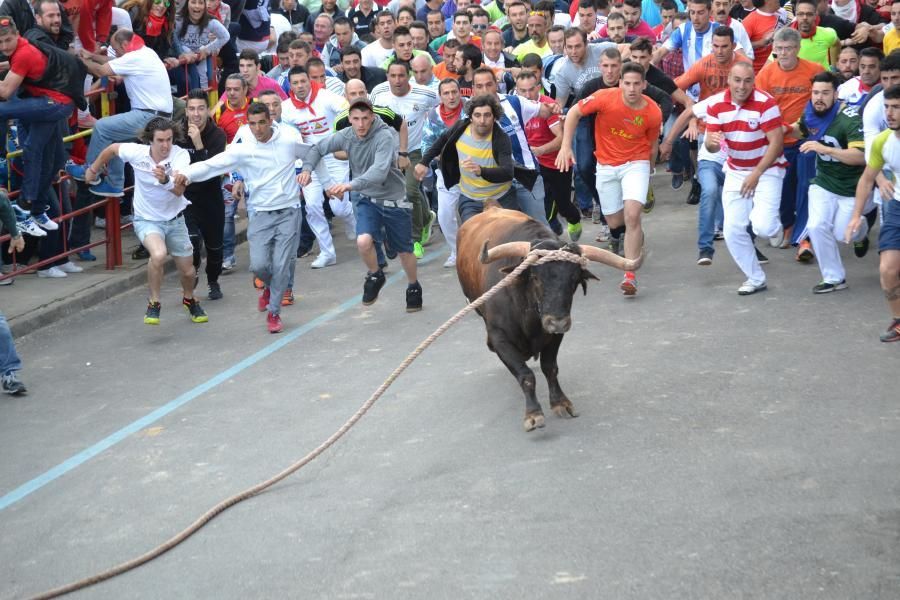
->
<box><xmin>398</xmin><ymin>151</ymin><xmax>409</xmax><ymax>157</ymax></box>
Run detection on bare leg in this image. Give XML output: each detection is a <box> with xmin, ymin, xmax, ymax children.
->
<box><xmin>174</xmin><ymin>255</ymin><xmax>197</xmax><ymax>300</ymax></box>
<box><xmin>623</xmin><ymin>199</ymin><xmax>644</xmax><ymax>260</ymax></box>
<box><xmin>357</xmin><ymin>234</ymin><xmax>379</xmax><ymax>272</ymax></box>
<box><xmin>142</xmin><ymin>234</ymin><xmax>168</xmax><ymax>303</ymax></box>
<box><xmin>398</xmin><ymin>251</ymin><xmax>417</xmax><ymax>284</ymax></box>
<box><xmin>881</xmin><ymin>250</ymin><xmax>900</xmax><ymax>316</ymax></box>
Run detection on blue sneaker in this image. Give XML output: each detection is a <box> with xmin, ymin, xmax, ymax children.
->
<box><xmin>66</xmin><ymin>164</ymin><xmax>100</xmax><ymax>184</ymax></box>
<box><xmin>76</xmin><ymin>250</ymin><xmax>97</xmax><ymax>261</ymax></box>
<box><xmin>90</xmin><ymin>181</ymin><xmax>124</xmax><ymax>197</ymax></box>
<box><xmin>33</xmin><ymin>212</ymin><xmax>59</xmax><ymax>231</ymax></box>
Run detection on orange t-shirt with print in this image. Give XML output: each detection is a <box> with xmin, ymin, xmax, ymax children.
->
<box><xmin>675</xmin><ymin>53</ymin><xmax>752</xmax><ymax>100</ymax></box>
<box><xmin>578</xmin><ymin>88</ymin><xmax>663</xmax><ymax>166</ymax></box>
<box><xmin>755</xmin><ymin>58</ymin><xmax>824</xmax><ymax>144</ymax></box>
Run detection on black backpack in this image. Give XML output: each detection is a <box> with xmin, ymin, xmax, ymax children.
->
<box><xmin>22</xmin><ymin>30</ymin><xmax>88</xmax><ymax>110</ymax></box>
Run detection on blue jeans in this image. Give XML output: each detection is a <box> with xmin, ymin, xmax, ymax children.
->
<box><xmin>780</xmin><ymin>143</ymin><xmax>800</xmax><ymax>230</ymax></box>
<box><xmin>697</xmin><ymin>160</ymin><xmax>725</xmax><ymax>253</ymax></box>
<box><xmin>513</xmin><ymin>176</ymin><xmax>549</xmax><ymax>226</ymax></box>
<box><xmin>86</xmin><ymin>110</ymin><xmax>157</xmax><ymax>190</ymax></box>
<box><xmin>669</xmin><ymin>137</ymin><xmax>691</xmax><ymax>176</ymax></box>
<box><xmin>350</xmin><ymin>192</ymin><xmax>385</xmax><ymax>264</ymax></box>
<box><xmin>223</xmin><ymin>187</ymin><xmax>236</xmax><ymax>261</ymax></box>
<box><xmin>575</xmin><ymin>117</ymin><xmax>597</xmax><ymax>205</ymax></box>
<box><xmin>0</xmin><ymin>311</ymin><xmax>22</xmax><ymax>376</ymax></box>
<box><xmin>0</xmin><ymin>98</ymin><xmax>73</xmax><ymax>211</ymax></box>
<box><xmin>355</xmin><ymin>196</ymin><xmax>413</xmax><ymax>254</ymax></box>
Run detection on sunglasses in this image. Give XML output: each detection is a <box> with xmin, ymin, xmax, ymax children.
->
<box><xmin>153</xmin><ymin>0</ymin><xmax>171</xmax><ymax>6</ymax></box>
<box><xmin>472</xmin><ymin>23</ymin><xmax>488</xmax><ymax>30</ymax></box>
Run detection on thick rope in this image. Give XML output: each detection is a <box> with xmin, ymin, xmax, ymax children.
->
<box><xmin>29</xmin><ymin>248</ymin><xmax>583</xmax><ymax>600</ymax></box>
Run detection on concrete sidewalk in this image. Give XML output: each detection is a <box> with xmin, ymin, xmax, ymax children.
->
<box><xmin>1</xmin><ymin>216</ymin><xmax>250</xmax><ymax>337</ymax></box>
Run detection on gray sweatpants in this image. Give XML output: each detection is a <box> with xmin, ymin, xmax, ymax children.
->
<box><xmin>248</xmin><ymin>207</ymin><xmax>300</xmax><ymax>315</ymax></box>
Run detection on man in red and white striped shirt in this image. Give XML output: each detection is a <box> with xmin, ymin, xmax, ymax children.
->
<box><xmin>705</xmin><ymin>61</ymin><xmax>787</xmax><ymax>296</ymax></box>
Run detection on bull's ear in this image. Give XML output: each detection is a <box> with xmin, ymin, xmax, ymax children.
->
<box><xmin>581</xmin><ymin>269</ymin><xmax>599</xmax><ymax>295</ymax></box>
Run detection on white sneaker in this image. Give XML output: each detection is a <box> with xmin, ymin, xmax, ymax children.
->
<box><xmin>595</xmin><ymin>223</ymin><xmax>610</xmax><ymax>243</ymax></box>
<box><xmin>33</xmin><ymin>212</ymin><xmax>59</xmax><ymax>231</ymax></box>
<box><xmin>222</xmin><ymin>256</ymin><xmax>236</xmax><ymax>271</ymax></box>
<box><xmin>768</xmin><ymin>225</ymin><xmax>785</xmax><ymax>248</ymax></box>
<box><xmin>37</xmin><ymin>266</ymin><xmax>67</xmax><ymax>278</ymax></box>
<box><xmin>94</xmin><ymin>217</ymin><xmax>107</xmax><ymax>229</ymax></box>
<box><xmin>737</xmin><ymin>280</ymin><xmax>767</xmax><ymax>296</ymax></box>
<box><xmin>0</xmin><ymin>276</ymin><xmax>12</xmax><ymax>286</ymax></box>
<box><xmin>310</xmin><ymin>254</ymin><xmax>336</xmax><ymax>269</ymax></box>
<box><xmin>443</xmin><ymin>255</ymin><xmax>456</xmax><ymax>268</ymax></box>
<box><xmin>120</xmin><ymin>214</ymin><xmax>133</xmax><ymax>225</ymax></box>
<box><xmin>57</xmin><ymin>261</ymin><xmax>84</xmax><ymax>273</ymax></box>
<box><xmin>18</xmin><ymin>217</ymin><xmax>47</xmax><ymax>237</ymax></box>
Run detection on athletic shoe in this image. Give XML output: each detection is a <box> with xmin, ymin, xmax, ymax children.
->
<box><xmin>880</xmin><ymin>318</ymin><xmax>900</xmax><ymax>342</ymax></box>
<box><xmin>90</xmin><ymin>181</ymin><xmax>124</xmax><ymax>197</ymax></box>
<box><xmin>183</xmin><ymin>297</ymin><xmax>209</xmax><ymax>323</ymax></box>
<box><xmin>595</xmin><ymin>223</ymin><xmax>610</xmax><ymax>243</ymax></box>
<box><xmin>854</xmin><ymin>237</ymin><xmax>870</xmax><ymax>258</ymax></box>
<box><xmin>813</xmin><ymin>280</ymin><xmax>847</xmax><ymax>294</ymax></box>
<box><xmin>222</xmin><ymin>256</ymin><xmax>236</xmax><ymax>271</ymax></box>
<box><xmin>768</xmin><ymin>225</ymin><xmax>785</xmax><ymax>248</ymax></box>
<box><xmin>37</xmin><ymin>266</ymin><xmax>67</xmax><ymax>278</ymax></box>
<box><xmin>281</xmin><ymin>288</ymin><xmax>294</xmax><ymax>306</ymax></box>
<box><xmin>311</xmin><ymin>254</ymin><xmax>336</xmax><ymax>269</ymax></box>
<box><xmin>421</xmin><ymin>210</ymin><xmax>436</xmax><ymax>245</ymax></box>
<box><xmin>686</xmin><ymin>178</ymin><xmax>701</xmax><ymax>205</ymax></box>
<box><xmin>608</xmin><ymin>235</ymin><xmax>621</xmax><ymax>256</ymax></box>
<box><xmin>17</xmin><ymin>216</ymin><xmax>47</xmax><ymax>237</ymax></box>
<box><xmin>796</xmin><ymin>239</ymin><xmax>814</xmax><ymax>262</ymax></box>
<box><xmin>267</xmin><ymin>311</ymin><xmax>283</xmax><ymax>334</ymax></box>
<box><xmin>755</xmin><ymin>247</ymin><xmax>769</xmax><ymax>265</ymax></box>
<box><xmin>443</xmin><ymin>255</ymin><xmax>456</xmax><ymax>268</ymax></box>
<box><xmin>737</xmin><ymin>280</ymin><xmax>767</xmax><ymax>295</ymax></box>
<box><xmin>76</xmin><ymin>251</ymin><xmax>97</xmax><ymax>261</ymax></box>
<box><xmin>2</xmin><ymin>372</ymin><xmax>26</xmax><ymax>395</ymax></box>
<box><xmin>671</xmin><ymin>172</ymin><xmax>685</xmax><ymax>190</ymax></box>
<box><xmin>413</xmin><ymin>241</ymin><xmax>424</xmax><ymax>259</ymax></box>
<box><xmin>65</xmin><ymin>163</ymin><xmax>100</xmax><ymax>184</ymax></box>
<box><xmin>0</xmin><ymin>277</ymin><xmax>12</xmax><ymax>286</ymax></box>
<box><xmin>362</xmin><ymin>270</ymin><xmax>386</xmax><ymax>305</ymax></box>
<box><xmin>697</xmin><ymin>249</ymin><xmax>713</xmax><ymax>266</ymax></box>
<box><xmin>208</xmin><ymin>282</ymin><xmax>223</xmax><ymax>300</ymax></box>
<box><xmin>297</xmin><ymin>246</ymin><xmax>313</xmax><ymax>258</ymax></box>
<box><xmin>568</xmin><ymin>222</ymin><xmax>583</xmax><ymax>242</ymax></box>
<box><xmin>144</xmin><ymin>301</ymin><xmax>161</xmax><ymax>325</ymax></box>
<box><xmin>253</xmin><ymin>276</ymin><xmax>264</xmax><ymax>290</ymax></box>
<box><xmin>384</xmin><ymin>240</ymin><xmax>398</xmax><ymax>260</ymax></box>
<box><xmin>591</xmin><ymin>205</ymin><xmax>601</xmax><ymax>224</ymax></box>
<box><xmin>57</xmin><ymin>261</ymin><xmax>83</xmax><ymax>274</ymax></box>
<box><xmin>714</xmin><ymin>230</ymin><xmax>724</xmax><ymax>241</ymax></box>
<box><xmin>619</xmin><ymin>273</ymin><xmax>637</xmax><ymax>296</ymax></box>
<box><xmin>406</xmin><ymin>280</ymin><xmax>423</xmax><ymax>312</ymax></box>
<box><xmin>258</xmin><ymin>288</ymin><xmax>270</xmax><ymax>312</ymax></box>
<box><xmin>132</xmin><ymin>245</ymin><xmax>150</xmax><ymax>260</ymax></box>
<box><xmin>643</xmin><ymin>187</ymin><xmax>655</xmax><ymax>213</ymax></box>
<box><xmin>94</xmin><ymin>217</ymin><xmax>106</xmax><ymax>229</ymax></box>
<box><xmin>581</xmin><ymin>207</ymin><xmax>592</xmax><ymax>219</ymax></box>
<box><xmin>549</xmin><ymin>217</ymin><xmax>563</xmax><ymax>236</ymax></box>
<box><xmin>32</xmin><ymin>212</ymin><xmax>59</xmax><ymax>231</ymax></box>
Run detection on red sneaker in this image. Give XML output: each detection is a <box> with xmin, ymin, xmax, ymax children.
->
<box><xmin>620</xmin><ymin>273</ymin><xmax>637</xmax><ymax>296</ymax></box>
<box><xmin>258</xmin><ymin>287</ymin><xmax>270</xmax><ymax>312</ymax></box>
<box><xmin>281</xmin><ymin>288</ymin><xmax>294</xmax><ymax>306</ymax></box>
<box><xmin>267</xmin><ymin>311</ymin><xmax>283</xmax><ymax>333</ymax></box>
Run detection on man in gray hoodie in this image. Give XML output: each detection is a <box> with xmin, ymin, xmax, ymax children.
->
<box><xmin>299</xmin><ymin>98</ymin><xmax>422</xmax><ymax>312</ymax></box>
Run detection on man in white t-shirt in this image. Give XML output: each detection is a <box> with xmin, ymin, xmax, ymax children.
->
<box><xmin>282</xmin><ymin>65</ymin><xmax>356</xmax><ymax>268</ymax></box>
<box><xmin>86</xmin><ymin>117</ymin><xmax>208</xmax><ymax>327</ymax></box>
<box><xmin>69</xmin><ymin>29</ymin><xmax>174</xmax><ymax>198</ymax></box>
<box><xmin>361</xmin><ymin>12</ymin><xmax>396</xmax><ymax>69</ymax></box>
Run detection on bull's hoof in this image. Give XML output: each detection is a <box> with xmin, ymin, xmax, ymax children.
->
<box><xmin>551</xmin><ymin>401</ymin><xmax>579</xmax><ymax>418</ymax></box>
<box><xmin>523</xmin><ymin>412</ymin><xmax>546</xmax><ymax>432</ymax></box>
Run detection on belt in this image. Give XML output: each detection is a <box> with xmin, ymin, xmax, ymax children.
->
<box><xmin>168</xmin><ymin>210</ymin><xmax>185</xmax><ymax>221</ymax></box>
<box><xmin>137</xmin><ymin>108</ymin><xmax>173</xmax><ymax>118</ymax></box>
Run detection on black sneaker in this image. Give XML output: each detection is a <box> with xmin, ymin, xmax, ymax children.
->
<box><xmin>406</xmin><ymin>281</ymin><xmax>423</xmax><ymax>312</ymax></box>
<box><xmin>755</xmin><ymin>247</ymin><xmax>769</xmax><ymax>265</ymax></box>
<box><xmin>608</xmin><ymin>235</ymin><xmax>621</xmax><ymax>256</ymax></box>
<box><xmin>144</xmin><ymin>301</ymin><xmax>161</xmax><ymax>325</ymax></box>
<box><xmin>854</xmin><ymin>236</ymin><xmax>870</xmax><ymax>258</ymax></box>
<box><xmin>297</xmin><ymin>246</ymin><xmax>313</xmax><ymax>258</ymax></box>
<box><xmin>384</xmin><ymin>241</ymin><xmax>397</xmax><ymax>260</ymax></box>
<box><xmin>362</xmin><ymin>270</ymin><xmax>386</xmax><ymax>305</ymax></box>
<box><xmin>132</xmin><ymin>245</ymin><xmax>149</xmax><ymax>260</ymax></box>
<box><xmin>671</xmin><ymin>172</ymin><xmax>685</xmax><ymax>190</ymax></box>
<box><xmin>183</xmin><ymin>297</ymin><xmax>209</xmax><ymax>323</ymax></box>
<box><xmin>697</xmin><ymin>249</ymin><xmax>713</xmax><ymax>266</ymax></box>
<box><xmin>880</xmin><ymin>318</ymin><xmax>900</xmax><ymax>342</ymax></box>
<box><xmin>812</xmin><ymin>280</ymin><xmax>847</xmax><ymax>294</ymax></box>
<box><xmin>208</xmin><ymin>281</ymin><xmax>223</xmax><ymax>300</ymax></box>
<box><xmin>686</xmin><ymin>178</ymin><xmax>701</xmax><ymax>205</ymax></box>
<box><xmin>2</xmin><ymin>371</ymin><xmax>26</xmax><ymax>395</ymax></box>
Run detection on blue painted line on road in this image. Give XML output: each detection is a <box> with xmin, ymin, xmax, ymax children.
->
<box><xmin>0</xmin><ymin>252</ymin><xmax>443</xmax><ymax>512</ymax></box>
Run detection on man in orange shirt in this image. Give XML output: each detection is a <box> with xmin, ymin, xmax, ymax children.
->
<box><xmin>742</xmin><ymin>0</ymin><xmax>788</xmax><ymax>74</ymax></box>
<box><xmin>556</xmin><ymin>63</ymin><xmax>661</xmax><ymax>297</ymax></box>
<box><xmin>756</xmin><ymin>27</ymin><xmax>823</xmax><ymax>251</ymax></box>
<box><xmin>675</xmin><ymin>25</ymin><xmax>751</xmax><ymax>101</ymax></box>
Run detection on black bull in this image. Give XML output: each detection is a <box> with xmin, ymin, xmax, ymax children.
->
<box><xmin>456</xmin><ymin>208</ymin><xmax>642</xmax><ymax>432</ymax></box>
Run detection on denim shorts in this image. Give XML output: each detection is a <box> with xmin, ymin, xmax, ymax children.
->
<box><xmin>355</xmin><ymin>196</ymin><xmax>413</xmax><ymax>254</ymax></box>
<box><xmin>133</xmin><ymin>215</ymin><xmax>194</xmax><ymax>257</ymax></box>
<box><xmin>879</xmin><ymin>199</ymin><xmax>900</xmax><ymax>253</ymax></box>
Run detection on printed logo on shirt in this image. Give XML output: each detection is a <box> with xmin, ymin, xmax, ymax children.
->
<box><xmin>627</xmin><ymin>115</ymin><xmax>645</xmax><ymax>127</ymax></box>
<box><xmin>748</xmin><ymin>118</ymin><xmax>759</xmax><ymax>129</ymax></box>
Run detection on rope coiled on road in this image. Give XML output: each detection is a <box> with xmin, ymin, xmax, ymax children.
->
<box><xmin>30</xmin><ymin>248</ymin><xmax>583</xmax><ymax>599</ymax></box>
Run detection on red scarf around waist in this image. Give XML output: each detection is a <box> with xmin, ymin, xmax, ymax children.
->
<box><xmin>290</xmin><ymin>81</ymin><xmax>323</xmax><ymax>116</ymax></box>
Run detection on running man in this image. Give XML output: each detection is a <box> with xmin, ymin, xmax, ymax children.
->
<box><xmin>86</xmin><ymin>117</ymin><xmax>209</xmax><ymax>325</ymax></box>
<box><xmin>846</xmin><ymin>84</ymin><xmax>900</xmax><ymax>343</ymax></box>
<box><xmin>556</xmin><ymin>62</ymin><xmax>662</xmax><ymax>297</ymax></box>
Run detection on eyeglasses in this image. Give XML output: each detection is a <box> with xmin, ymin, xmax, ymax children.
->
<box><xmin>472</xmin><ymin>23</ymin><xmax>487</xmax><ymax>30</ymax></box>
<box><xmin>772</xmin><ymin>45</ymin><xmax>799</xmax><ymax>52</ymax></box>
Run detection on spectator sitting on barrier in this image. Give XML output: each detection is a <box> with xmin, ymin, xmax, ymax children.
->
<box><xmin>176</xmin><ymin>0</ymin><xmax>231</xmax><ymax>91</ymax></box>
<box><xmin>68</xmin><ymin>29</ymin><xmax>174</xmax><ymax>199</ymax></box>
<box><xmin>122</xmin><ymin>0</ymin><xmax>188</xmax><ymax>94</ymax></box>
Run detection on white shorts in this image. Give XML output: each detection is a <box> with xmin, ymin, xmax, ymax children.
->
<box><xmin>595</xmin><ymin>160</ymin><xmax>651</xmax><ymax>215</ymax></box>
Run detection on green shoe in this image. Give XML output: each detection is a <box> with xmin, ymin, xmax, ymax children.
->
<box><xmin>643</xmin><ymin>187</ymin><xmax>655</xmax><ymax>214</ymax></box>
<box><xmin>183</xmin><ymin>297</ymin><xmax>209</xmax><ymax>323</ymax></box>
<box><xmin>567</xmin><ymin>221</ymin><xmax>583</xmax><ymax>242</ymax></box>
<box><xmin>144</xmin><ymin>301</ymin><xmax>161</xmax><ymax>325</ymax></box>
<box><xmin>413</xmin><ymin>241</ymin><xmax>424</xmax><ymax>259</ymax></box>
<box><xmin>421</xmin><ymin>210</ymin><xmax>436</xmax><ymax>245</ymax></box>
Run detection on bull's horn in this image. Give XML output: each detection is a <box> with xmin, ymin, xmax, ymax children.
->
<box><xmin>479</xmin><ymin>240</ymin><xmax>532</xmax><ymax>264</ymax></box>
<box><xmin>581</xmin><ymin>245</ymin><xmax>643</xmax><ymax>272</ymax></box>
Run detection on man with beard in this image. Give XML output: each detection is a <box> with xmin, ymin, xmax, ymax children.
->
<box><xmin>514</xmin><ymin>10</ymin><xmax>551</xmax><ymax>61</ymax></box>
<box><xmin>799</xmin><ymin>71</ymin><xmax>870</xmax><ymax>294</ymax></box>
<box><xmin>454</xmin><ymin>42</ymin><xmax>481</xmax><ymax>97</ymax></box>
<box><xmin>838</xmin><ymin>47</ymin><xmax>882</xmax><ymax>107</ymax></box>
<box><xmin>792</xmin><ymin>0</ymin><xmax>839</xmax><ymax>69</ymax></box>
<box><xmin>710</xmin><ymin>0</ymin><xmax>754</xmax><ymax>58</ymax></box>
<box><xmin>835</xmin><ymin>46</ymin><xmax>860</xmax><ymax>80</ymax></box>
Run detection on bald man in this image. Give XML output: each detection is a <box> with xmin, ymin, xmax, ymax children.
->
<box><xmin>411</xmin><ymin>54</ymin><xmax>438</xmax><ymax>90</ymax></box>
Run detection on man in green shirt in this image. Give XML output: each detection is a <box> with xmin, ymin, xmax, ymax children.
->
<box><xmin>514</xmin><ymin>11</ymin><xmax>552</xmax><ymax>61</ymax></box>
<box><xmin>793</xmin><ymin>0</ymin><xmax>839</xmax><ymax>70</ymax></box>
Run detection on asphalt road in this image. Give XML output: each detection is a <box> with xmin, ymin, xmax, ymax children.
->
<box><xmin>1</xmin><ymin>183</ymin><xmax>896</xmax><ymax>599</ymax></box>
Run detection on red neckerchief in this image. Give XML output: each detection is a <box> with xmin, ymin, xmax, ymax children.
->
<box><xmin>207</xmin><ymin>6</ymin><xmax>222</xmax><ymax>21</ymax></box>
<box><xmin>790</xmin><ymin>15</ymin><xmax>819</xmax><ymax>38</ymax></box>
<box><xmin>859</xmin><ymin>77</ymin><xmax>872</xmax><ymax>92</ymax></box>
<box><xmin>290</xmin><ymin>81</ymin><xmax>322</xmax><ymax>116</ymax></box>
<box><xmin>125</xmin><ymin>34</ymin><xmax>146</xmax><ymax>52</ymax></box>
<box><xmin>439</xmin><ymin>102</ymin><xmax>462</xmax><ymax>126</ymax></box>
<box><xmin>146</xmin><ymin>13</ymin><xmax>168</xmax><ymax>37</ymax></box>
